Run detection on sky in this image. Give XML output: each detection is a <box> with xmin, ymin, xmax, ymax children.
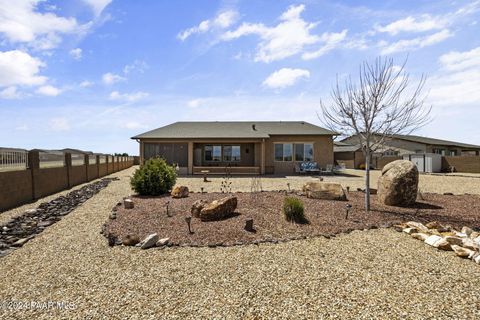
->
<box><xmin>0</xmin><ymin>0</ymin><xmax>479</xmax><ymax>155</ymax></box>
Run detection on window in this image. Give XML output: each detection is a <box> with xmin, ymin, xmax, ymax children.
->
<box><xmin>274</xmin><ymin>143</ymin><xmax>293</xmax><ymax>161</ymax></box>
<box><xmin>223</xmin><ymin>145</ymin><xmax>241</xmax><ymax>161</ymax></box>
<box><xmin>383</xmin><ymin>149</ymin><xmax>399</xmax><ymax>157</ymax></box>
<box><xmin>294</xmin><ymin>143</ymin><xmax>314</xmax><ymax>161</ymax></box>
<box><xmin>205</xmin><ymin>145</ymin><xmax>221</xmax><ymax>161</ymax></box>
<box><xmin>449</xmin><ymin>150</ymin><xmax>457</xmax><ymax>156</ymax></box>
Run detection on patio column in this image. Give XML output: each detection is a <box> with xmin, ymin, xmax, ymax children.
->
<box><xmin>187</xmin><ymin>141</ymin><xmax>193</xmax><ymax>175</ymax></box>
<box><xmin>261</xmin><ymin>139</ymin><xmax>265</xmax><ymax>175</ymax></box>
<box><xmin>139</xmin><ymin>141</ymin><xmax>144</xmax><ymax>164</ymax></box>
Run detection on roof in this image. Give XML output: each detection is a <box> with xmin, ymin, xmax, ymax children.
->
<box><xmin>334</xmin><ymin>141</ymin><xmax>362</xmax><ymax>152</ymax></box>
<box><xmin>132</xmin><ymin>121</ymin><xmax>337</xmax><ymax>139</ymax></box>
<box><xmin>391</xmin><ymin>134</ymin><xmax>480</xmax><ymax>149</ymax></box>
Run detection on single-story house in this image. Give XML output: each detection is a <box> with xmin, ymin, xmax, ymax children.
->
<box><xmin>333</xmin><ymin>142</ymin><xmax>364</xmax><ymax>169</ymax></box>
<box><xmin>341</xmin><ymin>134</ymin><xmax>480</xmax><ymax>157</ymax></box>
<box><xmin>131</xmin><ymin>121</ymin><xmax>336</xmax><ymax>175</ymax></box>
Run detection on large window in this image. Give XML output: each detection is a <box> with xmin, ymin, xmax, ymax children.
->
<box><xmin>205</xmin><ymin>145</ymin><xmax>222</xmax><ymax>161</ymax></box>
<box><xmin>223</xmin><ymin>145</ymin><xmax>241</xmax><ymax>161</ymax></box>
<box><xmin>294</xmin><ymin>143</ymin><xmax>313</xmax><ymax>161</ymax></box>
<box><xmin>274</xmin><ymin>143</ymin><xmax>293</xmax><ymax>161</ymax></box>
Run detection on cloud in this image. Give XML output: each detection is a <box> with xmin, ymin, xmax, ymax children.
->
<box><xmin>0</xmin><ymin>86</ymin><xmax>21</xmax><ymax>99</ymax></box>
<box><xmin>302</xmin><ymin>30</ymin><xmax>348</xmax><ymax>60</ymax></box>
<box><xmin>102</xmin><ymin>72</ymin><xmax>126</xmax><ymax>85</ymax></box>
<box><xmin>122</xmin><ymin>121</ymin><xmax>149</xmax><ymax>130</ymax></box>
<box><xmin>0</xmin><ymin>50</ymin><xmax>47</xmax><ymax>87</ymax></box>
<box><xmin>82</xmin><ymin>0</ymin><xmax>113</xmax><ymax>17</ymax></box>
<box><xmin>178</xmin><ymin>9</ymin><xmax>238</xmax><ymax>41</ymax></box>
<box><xmin>380</xmin><ymin>29</ymin><xmax>453</xmax><ymax>55</ymax></box>
<box><xmin>0</xmin><ymin>0</ymin><xmax>80</xmax><ymax>50</ymax></box>
<box><xmin>123</xmin><ymin>60</ymin><xmax>148</xmax><ymax>74</ymax></box>
<box><xmin>36</xmin><ymin>85</ymin><xmax>61</xmax><ymax>96</ymax></box>
<box><xmin>375</xmin><ymin>15</ymin><xmax>447</xmax><ymax>35</ymax></box>
<box><xmin>69</xmin><ymin>48</ymin><xmax>82</xmax><ymax>60</ymax></box>
<box><xmin>262</xmin><ymin>68</ymin><xmax>310</xmax><ymax>89</ymax></box>
<box><xmin>439</xmin><ymin>46</ymin><xmax>480</xmax><ymax>71</ymax></box>
<box><xmin>187</xmin><ymin>98</ymin><xmax>208</xmax><ymax>108</ymax></box>
<box><xmin>109</xmin><ymin>90</ymin><xmax>149</xmax><ymax>102</ymax></box>
<box><xmin>49</xmin><ymin>117</ymin><xmax>70</xmax><ymax>131</ymax></box>
<box><xmin>80</xmin><ymin>80</ymin><xmax>94</xmax><ymax>88</ymax></box>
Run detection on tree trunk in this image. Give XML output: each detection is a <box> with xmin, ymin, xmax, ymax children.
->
<box><xmin>365</xmin><ymin>151</ymin><xmax>371</xmax><ymax>212</ymax></box>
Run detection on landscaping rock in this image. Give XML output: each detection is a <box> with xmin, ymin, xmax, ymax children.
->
<box><xmin>123</xmin><ymin>235</ymin><xmax>140</xmax><ymax>246</ymax></box>
<box><xmin>461</xmin><ymin>238</ymin><xmax>479</xmax><ymax>251</ymax></box>
<box><xmin>199</xmin><ymin>196</ymin><xmax>238</xmax><ymax>221</ymax></box>
<box><xmin>406</xmin><ymin>221</ymin><xmax>428</xmax><ymax>232</ymax></box>
<box><xmin>403</xmin><ymin>227</ymin><xmax>417</xmax><ymax>235</ymax></box>
<box><xmin>451</xmin><ymin>245</ymin><xmax>475</xmax><ymax>258</ymax></box>
<box><xmin>411</xmin><ymin>233</ymin><xmax>429</xmax><ymax>241</ymax></box>
<box><xmin>473</xmin><ymin>253</ymin><xmax>480</xmax><ymax>264</ymax></box>
<box><xmin>425</xmin><ymin>221</ymin><xmax>443</xmax><ymax>230</ymax></box>
<box><xmin>139</xmin><ymin>233</ymin><xmax>159</xmax><ymax>249</ymax></box>
<box><xmin>171</xmin><ymin>186</ymin><xmax>189</xmax><ymax>198</ymax></box>
<box><xmin>444</xmin><ymin>236</ymin><xmax>463</xmax><ymax>246</ymax></box>
<box><xmin>435</xmin><ymin>238</ymin><xmax>452</xmax><ymax>251</ymax></box>
<box><xmin>124</xmin><ymin>199</ymin><xmax>134</xmax><ymax>209</ymax></box>
<box><xmin>377</xmin><ymin>160</ymin><xmax>419</xmax><ymax>206</ymax></box>
<box><xmin>11</xmin><ymin>238</ymin><xmax>30</xmax><ymax>247</ymax></box>
<box><xmin>302</xmin><ymin>182</ymin><xmax>347</xmax><ymax>201</ymax></box>
<box><xmin>461</xmin><ymin>226</ymin><xmax>473</xmax><ymax>237</ymax></box>
<box><xmin>156</xmin><ymin>238</ymin><xmax>170</xmax><ymax>247</ymax></box>
<box><xmin>424</xmin><ymin>235</ymin><xmax>442</xmax><ymax>247</ymax></box>
<box><xmin>191</xmin><ymin>200</ymin><xmax>208</xmax><ymax>218</ymax></box>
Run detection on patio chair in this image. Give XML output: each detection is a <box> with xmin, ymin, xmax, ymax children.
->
<box><xmin>299</xmin><ymin>161</ymin><xmax>320</xmax><ymax>175</ymax></box>
<box><xmin>321</xmin><ymin>164</ymin><xmax>335</xmax><ymax>175</ymax></box>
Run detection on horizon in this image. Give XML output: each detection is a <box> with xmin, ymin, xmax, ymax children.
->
<box><xmin>1</xmin><ymin>0</ymin><xmax>480</xmax><ymax>155</ymax></box>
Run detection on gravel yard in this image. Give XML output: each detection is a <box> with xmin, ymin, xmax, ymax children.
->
<box><xmin>1</xmin><ymin>166</ymin><xmax>480</xmax><ymax>319</ymax></box>
<box><xmin>177</xmin><ymin>169</ymin><xmax>480</xmax><ymax>195</ymax></box>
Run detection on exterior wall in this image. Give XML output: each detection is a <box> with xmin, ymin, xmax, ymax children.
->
<box><xmin>342</xmin><ymin>135</ymin><xmax>427</xmax><ymax>155</ymax></box>
<box><xmin>442</xmin><ymin>156</ymin><xmax>480</xmax><ymax>173</ymax></box>
<box><xmin>33</xmin><ymin>167</ymin><xmax>69</xmax><ymax>198</ymax></box>
<box><xmin>69</xmin><ymin>165</ymin><xmax>87</xmax><ymax>187</ymax></box>
<box><xmin>0</xmin><ymin>170</ymin><xmax>33</xmax><ymax>212</ymax></box>
<box><xmin>264</xmin><ymin>135</ymin><xmax>334</xmax><ymax>175</ymax></box>
<box><xmin>194</xmin><ymin>143</ymin><xmax>255</xmax><ymax>167</ymax></box>
<box><xmin>87</xmin><ymin>164</ymin><xmax>99</xmax><ymax>181</ymax></box>
<box><xmin>99</xmin><ymin>163</ymin><xmax>108</xmax><ymax>177</ymax></box>
<box><xmin>374</xmin><ymin>156</ymin><xmax>402</xmax><ymax>170</ymax></box>
<box><xmin>334</xmin><ymin>151</ymin><xmax>364</xmax><ymax>169</ymax></box>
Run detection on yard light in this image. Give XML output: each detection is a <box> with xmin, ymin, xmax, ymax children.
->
<box><xmin>185</xmin><ymin>216</ymin><xmax>193</xmax><ymax>234</ymax></box>
<box><xmin>166</xmin><ymin>201</ymin><xmax>171</xmax><ymax>217</ymax></box>
<box><xmin>201</xmin><ymin>187</ymin><xmax>204</xmax><ymax>193</ymax></box>
<box><xmin>287</xmin><ymin>183</ymin><xmax>291</xmax><ymax>192</ymax></box>
<box><xmin>345</xmin><ymin>204</ymin><xmax>352</xmax><ymax>220</ymax></box>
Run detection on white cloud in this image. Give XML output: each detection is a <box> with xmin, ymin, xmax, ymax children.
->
<box><xmin>122</xmin><ymin>121</ymin><xmax>148</xmax><ymax>130</ymax></box>
<box><xmin>375</xmin><ymin>15</ymin><xmax>447</xmax><ymax>35</ymax></box>
<box><xmin>109</xmin><ymin>91</ymin><xmax>149</xmax><ymax>102</ymax></box>
<box><xmin>439</xmin><ymin>46</ymin><xmax>480</xmax><ymax>71</ymax></box>
<box><xmin>262</xmin><ymin>68</ymin><xmax>310</xmax><ymax>89</ymax></box>
<box><xmin>36</xmin><ymin>85</ymin><xmax>61</xmax><ymax>96</ymax></box>
<box><xmin>0</xmin><ymin>0</ymin><xmax>80</xmax><ymax>50</ymax></box>
<box><xmin>123</xmin><ymin>60</ymin><xmax>148</xmax><ymax>74</ymax></box>
<box><xmin>102</xmin><ymin>72</ymin><xmax>126</xmax><ymax>85</ymax></box>
<box><xmin>82</xmin><ymin>0</ymin><xmax>112</xmax><ymax>17</ymax></box>
<box><xmin>302</xmin><ymin>30</ymin><xmax>348</xmax><ymax>60</ymax></box>
<box><xmin>187</xmin><ymin>98</ymin><xmax>208</xmax><ymax>108</ymax></box>
<box><xmin>69</xmin><ymin>48</ymin><xmax>82</xmax><ymax>60</ymax></box>
<box><xmin>178</xmin><ymin>9</ymin><xmax>239</xmax><ymax>41</ymax></box>
<box><xmin>49</xmin><ymin>117</ymin><xmax>70</xmax><ymax>131</ymax></box>
<box><xmin>0</xmin><ymin>50</ymin><xmax>47</xmax><ymax>87</ymax></box>
<box><xmin>380</xmin><ymin>29</ymin><xmax>453</xmax><ymax>55</ymax></box>
<box><xmin>80</xmin><ymin>80</ymin><xmax>94</xmax><ymax>88</ymax></box>
<box><xmin>0</xmin><ymin>86</ymin><xmax>21</xmax><ymax>99</ymax></box>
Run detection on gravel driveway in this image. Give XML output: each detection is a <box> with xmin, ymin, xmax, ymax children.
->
<box><xmin>1</xmin><ymin>167</ymin><xmax>480</xmax><ymax>319</ymax></box>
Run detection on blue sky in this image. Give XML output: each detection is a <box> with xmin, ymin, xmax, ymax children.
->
<box><xmin>1</xmin><ymin>0</ymin><xmax>479</xmax><ymax>155</ymax></box>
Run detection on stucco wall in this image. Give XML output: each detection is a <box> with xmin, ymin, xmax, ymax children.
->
<box><xmin>0</xmin><ymin>170</ymin><xmax>33</xmax><ymax>212</ymax></box>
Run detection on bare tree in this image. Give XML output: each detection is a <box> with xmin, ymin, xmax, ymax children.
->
<box><xmin>319</xmin><ymin>57</ymin><xmax>431</xmax><ymax>211</ymax></box>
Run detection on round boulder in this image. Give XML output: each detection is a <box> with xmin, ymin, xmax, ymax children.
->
<box><xmin>171</xmin><ymin>186</ymin><xmax>189</xmax><ymax>198</ymax></box>
<box><xmin>377</xmin><ymin>160</ymin><xmax>418</xmax><ymax>206</ymax></box>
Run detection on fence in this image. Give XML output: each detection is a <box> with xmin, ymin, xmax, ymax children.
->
<box><xmin>0</xmin><ymin>150</ymin><xmax>135</xmax><ymax>212</ymax></box>
<box><xmin>373</xmin><ymin>155</ymin><xmax>480</xmax><ymax>173</ymax></box>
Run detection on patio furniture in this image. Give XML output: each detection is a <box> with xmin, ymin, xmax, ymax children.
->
<box><xmin>295</xmin><ymin>162</ymin><xmax>321</xmax><ymax>175</ymax></box>
<box><xmin>321</xmin><ymin>164</ymin><xmax>335</xmax><ymax>175</ymax></box>
<box><xmin>200</xmin><ymin>170</ymin><xmax>210</xmax><ymax>182</ymax></box>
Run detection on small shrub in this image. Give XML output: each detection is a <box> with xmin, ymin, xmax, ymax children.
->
<box><xmin>283</xmin><ymin>197</ymin><xmax>308</xmax><ymax>224</ymax></box>
<box><xmin>130</xmin><ymin>158</ymin><xmax>177</xmax><ymax>196</ymax></box>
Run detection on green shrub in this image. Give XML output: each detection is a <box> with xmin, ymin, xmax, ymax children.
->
<box><xmin>283</xmin><ymin>197</ymin><xmax>308</xmax><ymax>224</ymax></box>
<box><xmin>130</xmin><ymin>158</ymin><xmax>177</xmax><ymax>196</ymax></box>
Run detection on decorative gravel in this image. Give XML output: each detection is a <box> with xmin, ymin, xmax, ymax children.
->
<box><xmin>1</xmin><ymin>167</ymin><xmax>480</xmax><ymax>319</ymax></box>
<box><xmin>106</xmin><ymin>191</ymin><xmax>480</xmax><ymax>247</ymax></box>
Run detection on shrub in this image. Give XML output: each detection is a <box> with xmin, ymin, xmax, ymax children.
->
<box><xmin>283</xmin><ymin>197</ymin><xmax>308</xmax><ymax>224</ymax></box>
<box><xmin>130</xmin><ymin>158</ymin><xmax>177</xmax><ymax>196</ymax></box>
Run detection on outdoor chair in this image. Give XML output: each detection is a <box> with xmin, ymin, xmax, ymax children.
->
<box><xmin>296</xmin><ymin>161</ymin><xmax>321</xmax><ymax>175</ymax></box>
<box><xmin>321</xmin><ymin>164</ymin><xmax>335</xmax><ymax>175</ymax></box>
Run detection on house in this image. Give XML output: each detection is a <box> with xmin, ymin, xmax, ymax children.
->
<box><xmin>333</xmin><ymin>142</ymin><xmax>364</xmax><ymax>169</ymax></box>
<box><xmin>131</xmin><ymin>121</ymin><xmax>336</xmax><ymax>175</ymax></box>
<box><xmin>341</xmin><ymin>134</ymin><xmax>480</xmax><ymax>157</ymax></box>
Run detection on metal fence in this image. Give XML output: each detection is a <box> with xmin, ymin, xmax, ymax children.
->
<box><xmin>39</xmin><ymin>151</ymin><xmax>65</xmax><ymax>168</ymax></box>
<box><xmin>0</xmin><ymin>149</ymin><xmax>28</xmax><ymax>171</ymax></box>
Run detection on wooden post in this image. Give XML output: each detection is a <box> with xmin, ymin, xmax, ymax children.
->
<box><xmin>28</xmin><ymin>150</ymin><xmax>40</xmax><ymax>200</ymax></box>
<box><xmin>188</xmin><ymin>141</ymin><xmax>194</xmax><ymax>175</ymax></box>
<box><xmin>261</xmin><ymin>139</ymin><xmax>266</xmax><ymax>175</ymax></box>
<box><xmin>65</xmin><ymin>153</ymin><xmax>72</xmax><ymax>188</ymax></box>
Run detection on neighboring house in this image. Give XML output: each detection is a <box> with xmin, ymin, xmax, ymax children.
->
<box><xmin>131</xmin><ymin>121</ymin><xmax>336</xmax><ymax>175</ymax></box>
<box><xmin>333</xmin><ymin>142</ymin><xmax>364</xmax><ymax>169</ymax></box>
<box><xmin>341</xmin><ymin>134</ymin><xmax>480</xmax><ymax>157</ymax></box>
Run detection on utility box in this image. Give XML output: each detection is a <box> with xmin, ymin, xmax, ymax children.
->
<box><xmin>403</xmin><ymin>153</ymin><xmax>442</xmax><ymax>173</ymax></box>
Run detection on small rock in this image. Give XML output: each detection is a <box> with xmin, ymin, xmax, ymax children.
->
<box><xmin>424</xmin><ymin>235</ymin><xmax>443</xmax><ymax>247</ymax></box>
<box><xmin>435</xmin><ymin>238</ymin><xmax>452</xmax><ymax>251</ymax></box>
<box><xmin>109</xmin><ymin>212</ymin><xmax>117</xmax><ymax>220</ymax></box>
<box><xmin>403</xmin><ymin>227</ymin><xmax>418</xmax><ymax>235</ymax></box>
<box><xmin>473</xmin><ymin>253</ymin><xmax>480</xmax><ymax>264</ymax></box>
<box><xmin>425</xmin><ymin>221</ymin><xmax>443</xmax><ymax>229</ymax></box>
<box><xmin>411</xmin><ymin>233</ymin><xmax>429</xmax><ymax>241</ymax></box>
<box><xmin>156</xmin><ymin>237</ymin><xmax>170</xmax><ymax>247</ymax></box>
<box><xmin>123</xmin><ymin>234</ymin><xmax>140</xmax><ymax>246</ymax></box>
<box><xmin>171</xmin><ymin>186</ymin><xmax>189</xmax><ymax>198</ymax></box>
<box><xmin>139</xmin><ymin>233</ymin><xmax>159</xmax><ymax>249</ymax></box>
<box><xmin>461</xmin><ymin>226</ymin><xmax>473</xmax><ymax>237</ymax></box>
<box><xmin>11</xmin><ymin>238</ymin><xmax>30</xmax><ymax>247</ymax></box>
<box><xmin>443</xmin><ymin>192</ymin><xmax>454</xmax><ymax>195</ymax></box>
<box><xmin>444</xmin><ymin>236</ymin><xmax>463</xmax><ymax>246</ymax></box>
<box><xmin>124</xmin><ymin>199</ymin><xmax>134</xmax><ymax>209</ymax></box>
<box><xmin>455</xmin><ymin>232</ymin><xmax>468</xmax><ymax>238</ymax></box>
<box><xmin>406</xmin><ymin>221</ymin><xmax>428</xmax><ymax>232</ymax></box>
<box><xmin>25</xmin><ymin>209</ymin><xmax>37</xmax><ymax>214</ymax></box>
<box><xmin>451</xmin><ymin>245</ymin><xmax>475</xmax><ymax>258</ymax></box>
<box><xmin>461</xmin><ymin>238</ymin><xmax>479</xmax><ymax>251</ymax></box>
<box><xmin>470</xmin><ymin>231</ymin><xmax>480</xmax><ymax>239</ymax></box>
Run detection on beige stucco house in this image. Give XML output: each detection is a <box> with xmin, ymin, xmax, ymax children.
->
<box><xmin>132</xmin><ymin>121</ymin><xmax>336</xmax><ymax>175</ymax></box>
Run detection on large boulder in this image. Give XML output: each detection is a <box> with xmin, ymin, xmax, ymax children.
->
<box><xmin>199</xmin><ymin>196</ymin><xmax>237</xmax><ymax>221</ymax></box>
<box><xmin>377</xmin><ymin>160</ymin><xmax>419</xmax><ymax>206</ymax></box>
<box><xmin>302</xmin><ymin>182</ymin><xmax>347</xmax><ymax>201</ymax></box>
<box><xmin>171</xmin><ymin>186</ymin><xmax>189</xmax><ymax>198</ymax></box>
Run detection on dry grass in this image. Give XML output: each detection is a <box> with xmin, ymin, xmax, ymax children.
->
<box><xmin>1</xmin><ymin>166</ymin><xmax>480</xmax><ymax>319</ymax></box>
